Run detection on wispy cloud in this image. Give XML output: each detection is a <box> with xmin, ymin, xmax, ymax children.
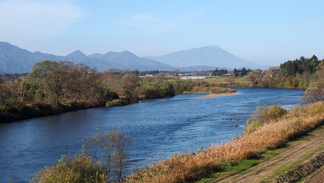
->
<box><xmin>0</xmin><ymin>0</ymin><xmax>84</xmax><ymax>40</ymax></box>
<box><xmin>120</xmin><ymin>13</ymin><xmax>174</xmax><ymax>31</ymax></box>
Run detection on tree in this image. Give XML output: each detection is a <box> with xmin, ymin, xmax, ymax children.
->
<box><xmin>13</xmin><ymin>76</ymin><xmax>31</xmax><ymax>101</ymax></box>
<box><xmin>233</xmin><ymin>68</ymin><xmax>239</xmax><ymax>77</ymax></box>
<box><xmin>30</xmin><ymin>61</ymin><xmax>74</xmax><ymax>104</ymax></box>
<box><xmin>315</xmin><ymin>62</ymin><xmax>324</xmax><ymax>89</ymax></box>
<box><xmin>156</xmin><ymin>72</ymin><xmax>166</xmax><ymax>83</ymax></box>
<box><xmin>173</xmin><ymin>70</ymin><xmax>181</xmax><ymax>80</ymax></box>
<box><xmin>247</xmin><ymin>69</ymin><xmax>263</xmax><ymax>87</ymax></box>
<box><xmin>302</xmin><ymin>62</ymin><xmax>324</xmax><ymax>104</ymax></box>
<box><xmin>241</xmin><ymin>67</ymin><xmax>249</xmax><ymax>76</ymax></box>
<box><xmin>102</xmin><ymin>69</ymin><xmax>124</xmax><ymax>93</ymax></box>
<box><xmin>0</xmin><ymin>83</ymin><xmax>15</xmax><ymax>107</ymax></box>
<box><xmin>262</xmin><ymin>67</ymin><xmax>278</xmax><ymax>88</ymax></box>
<box><xmin>82</xmin><ymin>129</ymin><xmax>130</xmax><ymax>182</ymax></box>
<box><xmin>212</xmin><ymin>68</ymin><xmax>227</xmax><ymax>76</ymax></box>
<box><xmin>68</xmin><ymin>63</ymin><xmax>99</xmax><ymax>102</ymax></box>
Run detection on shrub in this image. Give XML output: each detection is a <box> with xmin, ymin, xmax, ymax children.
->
<box><xmin>244</xmin><ymin>105</ymin><xmax>287</xmax><ymax>135</ymax></box>
<box><xmin>82</xmin><ymin>129</ymin><xmax>131</xmax><ymax>183</ymax></box>
<box><xmin>31</xmin><ymin>154</ymin><xmax>107</xmax><ymax>183</ymax></box>
<box><xmin>301</xmin><ymin>88</ymin><xmax>324</xmax><ymax>104</ymax></box>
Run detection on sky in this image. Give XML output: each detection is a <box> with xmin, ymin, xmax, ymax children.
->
<box><xmin>1</xmin><ymin>0</ymin><xmax>324</xmax><ymax>66</ymax></box>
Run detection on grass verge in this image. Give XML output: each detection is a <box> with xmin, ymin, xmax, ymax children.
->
<box><xmin>195</xmin><ymin>147</ymin><xmax>288</xmax><ymax>183</ymax></box>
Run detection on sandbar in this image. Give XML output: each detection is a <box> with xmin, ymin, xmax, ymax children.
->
<box><xmin>191</xmin><ymin>91</ymin><xmax>240</xmax><ymax>99</ymax></box>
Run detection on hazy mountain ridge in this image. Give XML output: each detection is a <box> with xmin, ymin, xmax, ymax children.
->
<box><xmin>146</xmin><ymin>45</ymin><xmax>268</xmax><ymax>70</ymax></box>
<box><xmin>0</xmin><ymin>42</ymin><xmax>175</xmax><ymax>73</ymax></box>
<box><xmin>0</xmin><ymin>42</ymin><xmax>268</xmax><ymax>74</ymax></box>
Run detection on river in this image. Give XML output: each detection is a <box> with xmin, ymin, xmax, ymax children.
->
<box><xmin>0</xmin><ymin>87</ymin><xmax>304</xmax><ymax>182</ymax></box>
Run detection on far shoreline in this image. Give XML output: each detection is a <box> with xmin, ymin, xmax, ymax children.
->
<box><xmin>191</xmin><ymin>91</ymin><xmax>240</xmax><ymax>99</ymax></box>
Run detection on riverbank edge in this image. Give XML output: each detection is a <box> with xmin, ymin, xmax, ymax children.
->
<box><xmin>0</xmin><ymin>89</ymin><xmax>238</xmax><ymax>124</ymax></box>
<box><xmin>0</xmin><ymin>101</ymin><xmax>106</xmax><ymax>123</ymax></box>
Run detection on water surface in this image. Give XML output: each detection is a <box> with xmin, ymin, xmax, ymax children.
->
<box><xmin>0</xmin><ymin>87</ymin><xmax>304</xmax><ymax>182</ymax></box>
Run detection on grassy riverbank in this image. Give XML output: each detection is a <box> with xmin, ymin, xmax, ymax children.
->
<box><xmin>127</xmin><ymin>101</ymin><xmax>324</xmax><ymax>182</ymax></box>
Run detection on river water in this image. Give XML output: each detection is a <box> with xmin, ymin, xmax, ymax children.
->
<box><xmin>0</xmin><ymin>87</ymin><xmax>304</xmax><ymax>182</ymax></box>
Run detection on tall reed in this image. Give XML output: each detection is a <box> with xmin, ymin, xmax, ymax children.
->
<box><xmin>127</xmin><ymin>102</ymin><xmax>324</xmax><ymax>183</ymax></box>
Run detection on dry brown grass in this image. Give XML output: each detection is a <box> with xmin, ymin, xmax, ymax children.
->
<box><xmin>127</xmin><ymin>102</ymin><xmax>324</xmax><ymax>183</ymax></box>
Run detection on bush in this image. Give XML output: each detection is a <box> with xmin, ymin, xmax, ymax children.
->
<box><xmin>31</xmin><ymin>154</ymin><xmax>107</xmax><ymax>183</ymax></box>
<box><xmin>244</xmin><ymin>105</ymin><xmax>287</xmax><ymax>134</ymax></box>
<box><xmin>301</xmin><ymin>88</ymin><xmax>324</xmax><ymax>104</ymax></box>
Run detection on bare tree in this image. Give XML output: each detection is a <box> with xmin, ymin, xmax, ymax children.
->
<box><xmin>68</xmin><ymin>63</ymin><xmax>99</xmax><ymax>102</ymax></box>
<box><xmin>82</xmin><ymin>129</ymin><xmax>130</xmax><ymax>183</ymax></box>
<box><xmin>102</xmin><ymin>69</ymin><xmax>124</xmax><ymax>93</ymax></box>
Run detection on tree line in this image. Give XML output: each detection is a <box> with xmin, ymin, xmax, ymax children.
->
<box><xmin>246</xmin><ymin>55</ymin><xmax>323</xmax><ymax>89</ymax></box>
<box><xmin>0</xmin><ymin>60</ymin><xmax>221</xmax><ymax>122</ymax></box>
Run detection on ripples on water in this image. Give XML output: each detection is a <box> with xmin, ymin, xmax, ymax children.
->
<box><xmin>0</xmin><ymin>87</ymin><xmax>304</xmax><ymax>182</ymax></box>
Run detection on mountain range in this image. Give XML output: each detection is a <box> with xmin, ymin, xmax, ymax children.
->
<box><xmin>0</xmin><ymin>42</ymin><xmax>175</xmax><ymax>73</ymax></box>
<box><xmin>0</xmin><ymin>41</ymin><xmax>268</xmax><ymax>74</ymax></box>
<box><xmin>146</xmin><ymin>46</ymin><xmax>267</xmax><ymax>69</ymax></box>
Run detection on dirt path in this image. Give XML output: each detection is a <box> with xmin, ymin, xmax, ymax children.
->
<box><xmin>214</xmin><ymin>126</ymin><xmax>324</xmax><ymax>183</ymax></box>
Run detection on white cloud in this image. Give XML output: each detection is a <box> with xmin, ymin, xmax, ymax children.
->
<box><xmin>120</xmin><ymin>13</ymin><xmax>174</xmax><ymax>31</ymax></box>
<box><xmin>0</xmin><ymin>0</ymin><xmax>84</xmax><ymax>41</ymax></box>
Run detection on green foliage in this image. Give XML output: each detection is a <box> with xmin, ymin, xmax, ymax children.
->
<box><xmin>244</xmin><ymin>105</ymin><xmax>287</xmax><ymax>134</ymax></box>
<box><xmin>30</xmin><ymin>61</ymin><xmax>74</xmax><ymax>104</ymax></box>
<box><xmin>31</xmin><ymin>154</ymin><xmax>107</xmax><ymax>183</ymax></box>
<box><xmin>160</xmin><ymin>82</ymin><xmax>175</xmax><ymax>97</ymax></box>
<box><xmin>280</xmin><ymin>55</ymin><xmax>319</xmax><ymax>77</ymax></box>
<box><xmin>246</xmin><ymin>55</ymin><xmax>322</xmax><ymax>89</ymax></box>
<box><xmin>140</xmin><ymin>81</ymin><xmax>175</xmax><ymax>99</ymax></box>
<box><xmin>96</xmin><ymin>87</ymin><xmax>119</xmax><ymax>103</ymax></box>
<box><xmin>211</xmin><ymin>68</ymin><xmax>228</xmax><ymax>76</ymax></box>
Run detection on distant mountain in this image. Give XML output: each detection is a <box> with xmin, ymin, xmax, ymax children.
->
<box><xmin>0</xmin><ymin>42</ymin><xmax>269</xmax><ymax>74</ymax></box>
<box><xmin>87</xmin><ymin>51</ymin><xmax>176</xmax><ymax>71</ymax></box>
<box><xmin>146</xmin><ymin>45</ymin><xmax>269</xmax><ymax>70</ymax></box>
<box><xmin>0</xmin><ymin>42</ymin><xmax>175</xmax><ymax>73</ymax></box>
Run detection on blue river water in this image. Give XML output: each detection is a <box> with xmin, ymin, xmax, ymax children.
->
<box><xmin>0</xmin><ymin>87</ymin><xmax>304</xmax><ymax>182</ymax></box>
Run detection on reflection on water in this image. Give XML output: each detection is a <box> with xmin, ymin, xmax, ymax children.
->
<box><xmin>0</xmin><ymin>87</ymin><xmax>304</xmax><ymax>183</ymax></box>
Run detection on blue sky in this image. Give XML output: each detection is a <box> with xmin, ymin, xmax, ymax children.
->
<box><xmin>1</xmin><ymin>0</ymin><xmax>324</xmax><ymax>66</ymax></box>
